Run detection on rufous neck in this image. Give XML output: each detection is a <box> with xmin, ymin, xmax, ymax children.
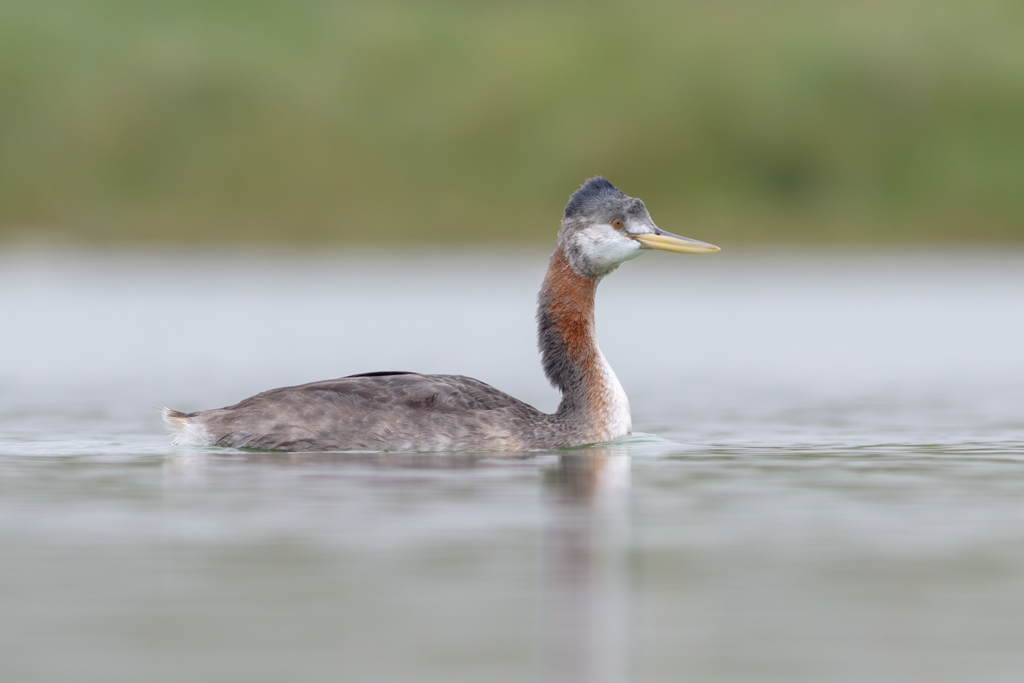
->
<box><xmin>536</xmin><ymin>250</ymin><xmax>631</xmax><ymax>438</ymax></box>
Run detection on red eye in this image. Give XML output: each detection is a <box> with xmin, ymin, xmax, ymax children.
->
<box><xmin>612</xmin><ymin>218</ymin><xmax>624</xmax><ymax>229</ymax></box>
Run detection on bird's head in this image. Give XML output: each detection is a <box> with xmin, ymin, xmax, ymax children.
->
<box><xmin>557</xmin><ymin>177</ymin><xmax>719</xmax><ymax>278</ymax></box>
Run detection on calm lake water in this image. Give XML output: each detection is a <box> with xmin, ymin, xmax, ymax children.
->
<box><xmin>1</xmin><ymin>248</ymin><xmax>1023</xmax><ymax>683</ymax></box>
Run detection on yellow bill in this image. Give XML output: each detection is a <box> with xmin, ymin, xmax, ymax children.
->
<box><xmin>633</xmin><ymin>229</ymin><xmax>720</xmax><ymax>254</ymax></box>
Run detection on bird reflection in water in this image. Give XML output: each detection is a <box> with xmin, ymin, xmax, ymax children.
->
<box><xmin>161</xmin><ymin>446</ymin><xmax>633</xmax><ymax>683</ymax></box>
<box><xmin>544</xmin><ymin>447</ymin><xmax>632</xmax><ymax>683</ymax></box>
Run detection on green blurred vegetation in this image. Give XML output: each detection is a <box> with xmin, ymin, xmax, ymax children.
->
<box><xmin>1</xmin><ymin>0</ymin><xmax>1023</xmax><ymax>247</ymax></box>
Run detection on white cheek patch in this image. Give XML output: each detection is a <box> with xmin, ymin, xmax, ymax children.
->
<box><xmin>576</xmin><ymin>225</ymin><xmax>644</xmax><ymax>272</ymax></box>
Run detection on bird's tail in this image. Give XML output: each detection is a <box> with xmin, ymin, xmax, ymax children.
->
<box><xmin>160</xmin><ymin>408</ymin><xmax>191</xmax><ymax>444</ymax></box>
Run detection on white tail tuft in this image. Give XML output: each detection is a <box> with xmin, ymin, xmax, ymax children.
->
<box><xmin>159</xmin><ymin>408</ymin><xmax>211</xmax><ymax>446</ymax></box>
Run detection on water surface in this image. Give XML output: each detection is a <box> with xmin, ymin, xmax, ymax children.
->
<box><xmin>1</xmin><ymin>249</ymin><xmax>1023</xmax><ymax>683</ymax></box>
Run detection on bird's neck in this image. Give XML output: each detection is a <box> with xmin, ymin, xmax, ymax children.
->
<box><xmin>536</xmin><ymin>249</ymin><xmax>631</xmax><ymax>442</ymax></box>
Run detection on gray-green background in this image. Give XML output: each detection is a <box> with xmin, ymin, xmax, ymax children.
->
<box><xmin>3</xmin><ymin>0</ymin><xmax>1022</xmax><ymax>248</ymax></box>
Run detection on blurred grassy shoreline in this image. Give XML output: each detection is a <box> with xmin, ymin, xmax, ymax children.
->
<box><xmin>2</xmin><ymin>0</ymin><xmax>1023</xmax><ymax>247</ymax></box>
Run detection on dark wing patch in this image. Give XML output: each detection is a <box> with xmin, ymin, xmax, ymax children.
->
<box><xmin>345</xmin><ymin>371</ymin><xmax>417</xmax><ymax>378</ymax></box>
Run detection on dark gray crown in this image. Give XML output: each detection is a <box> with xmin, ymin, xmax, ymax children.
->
<box><xmin>563</xmin><ymin>177</ymin><xmax>627</xmax><ymax>219</ymax></box>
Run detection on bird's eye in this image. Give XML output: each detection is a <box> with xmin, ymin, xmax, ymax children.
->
<box><xmin>612</xmin><ymin>218</ymin><xmax>624</xmax><ymax>229</ymax></box>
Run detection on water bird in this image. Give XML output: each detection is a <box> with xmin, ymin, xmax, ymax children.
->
<box><xmin>163</xmin><ymin>177</ymin><xmax>719</xmax><ymax>452</ymax></box>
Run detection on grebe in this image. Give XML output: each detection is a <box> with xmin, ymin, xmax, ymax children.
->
<box><xmin>162</xmin><ymin>177</ymin><xmax>719</xmax><ymax>452</ymax></box>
